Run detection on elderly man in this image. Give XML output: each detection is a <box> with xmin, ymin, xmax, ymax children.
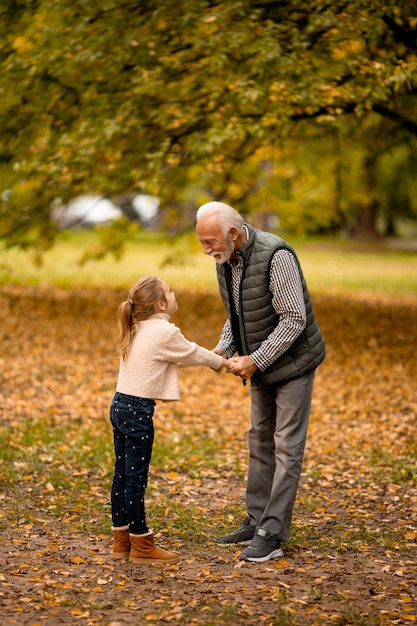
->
<box><xmin>196</xmin><ymin>201</ymin><xmax>325</xmax><ymax>562</ymax></box>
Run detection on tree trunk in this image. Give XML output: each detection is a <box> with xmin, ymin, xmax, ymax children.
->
<box><xmin>352</xmin><ymin>200</ymin><xmax>380</xmax><ymax>240</ymax></box>
<box><xmin>333</xmin><ymin>128</ymin><xmax>345</xmax><ymax>228</ymax></box>
<box><xmin>350</xmin><ymin>155</ymin><xmax>380</xmax><ymax>240</ymax></box>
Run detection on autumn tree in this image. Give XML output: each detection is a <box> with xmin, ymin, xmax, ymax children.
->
<box><xmin>1</xmin><ymin>0</ymin><xmax>416</xmax><ymax>253</ymax></box>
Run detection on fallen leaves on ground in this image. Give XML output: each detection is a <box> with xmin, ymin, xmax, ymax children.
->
<box><xmin>0</xmin><ymin>285</ymin><xmax>416</xmax><ymax>626</ymax></box>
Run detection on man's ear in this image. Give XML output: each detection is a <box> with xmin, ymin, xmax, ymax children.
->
<box><xmin>230</xmin><ymin>227</ymin><xmax>238</xmax><ymax>241</ymax></box>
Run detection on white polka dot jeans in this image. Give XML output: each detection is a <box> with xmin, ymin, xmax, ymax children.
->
<box><xmin>110</xmin><ymin>392</ymin><xmax>155</xmax><ymax>534</ymax></box>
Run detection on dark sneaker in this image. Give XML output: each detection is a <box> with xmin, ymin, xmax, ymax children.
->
<box><xmin>239</xmin><ymin>528</ymin><xmax>283</xmax><ymax>562</ymax></box>
<box><xmin>216</xmin><ymin>516</ymin><xmax>255</xmax><ymax>546</ymax></box>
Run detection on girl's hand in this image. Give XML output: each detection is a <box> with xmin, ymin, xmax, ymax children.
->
<box><xmin>221</xmin><ymin>357</ymin><xmax>231</xmax><ymax>372</ymax></box>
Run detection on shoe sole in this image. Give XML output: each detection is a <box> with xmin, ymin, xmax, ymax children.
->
<box><xmin>110</xmin><ymin>551</ymin><xmax>130</xmax><ymax>560</ymax></box>
<box><xmin>239</xmin><ymin>547</ymin><xmax>284</xmax><ymax>563</ymax></box>
<box><xmin>130</xmin><ymin>556</ymin><xmax>180</xmax><ymax>564</ymax></box>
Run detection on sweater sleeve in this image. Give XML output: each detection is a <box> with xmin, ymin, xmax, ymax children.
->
<box><xmin>155</xmin><ymin>324</ymin><xmax>223</xmax><ymax>370</ymax></box>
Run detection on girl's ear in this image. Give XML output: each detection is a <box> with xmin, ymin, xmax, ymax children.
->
<box><xmin>157</xmin><ymin>300</ymin><xmax>166</xmax><ymax>311</ymax></box>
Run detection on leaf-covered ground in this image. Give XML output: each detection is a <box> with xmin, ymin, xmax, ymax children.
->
<box><xmin>0</xmin><ymin>286</ymin><xmax>416</xmax><ymax>626</ymax></box>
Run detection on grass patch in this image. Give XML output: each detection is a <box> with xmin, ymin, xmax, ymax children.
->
<box><xmin>0</xmin><ymin>414</ymin><xmax>242</xmax><ymax>538</ymax></box>
<box><xmin>148</xmin><ymin>501</ymin><xmax>215</xmax><ymax>545</ymax></box>
<box><xmin>152</xmin><ymin>432</ymin><xmax>245</xmax><ymax>478</ymax></box>
<box><xmin>369</xmin><ymin>447</ymin><xmax>417</xmax><ymax>486</ymax></box>
<box><xmin>1</xmin><ymin>230</ymin><xmax>417</xmax><ymax>295</ymax></box>
<box><xmin>0</xmin><ymin>230</ymin><xmax>217</xmax><ymax>290</ymax></box>
<box><xmin>0</xmin><ymin>417</ymin><xmax>112</xmax><ymax>530</ymax></box>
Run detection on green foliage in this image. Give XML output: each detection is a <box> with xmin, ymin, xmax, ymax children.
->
<box><xmin>1</xmin><ymin>0</ymin><xmax>417</xmax><ymax>252</ymax></box>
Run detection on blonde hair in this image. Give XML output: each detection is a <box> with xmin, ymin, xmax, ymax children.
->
<box><xmin>116</xmin><ymin>276</ymin><xmax>166</xmax><ymax>360</ymax></box>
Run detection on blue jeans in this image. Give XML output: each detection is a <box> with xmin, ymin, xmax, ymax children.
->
<box><xmin>109</xmin><ymin>392</ymin><xmax>155</xmax><ymax>534</ymax></box>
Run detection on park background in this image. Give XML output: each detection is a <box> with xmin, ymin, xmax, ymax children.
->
<box><xmin>1</xmin><ymin>2</ymin><xmax>417</xmax><ymax>625</ymax></box>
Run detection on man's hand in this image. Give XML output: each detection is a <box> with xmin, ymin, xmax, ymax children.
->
<box><xmin>227</xmin><ymin>356</ymin><xmax>257</xmax><ymax>380</ymax></box>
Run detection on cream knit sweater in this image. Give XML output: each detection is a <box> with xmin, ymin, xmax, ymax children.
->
<box><xmin>116</xmin><ymin>313</ymin><xmax>223</xmax><ymax>401</ymax></box>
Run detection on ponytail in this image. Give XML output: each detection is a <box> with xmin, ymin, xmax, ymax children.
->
<box><xmin>116</xmin><ymin>300</ymin><xmax>135</xmax><ymax>360</ymax></box>
<box><xmin>116</xmin><ymin>276</ymin><xmax>166</xmax><ymax>360</ymax></box>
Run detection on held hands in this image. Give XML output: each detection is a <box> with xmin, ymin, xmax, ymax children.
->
<box><xmin>226</xmin><ymin>355</ymin><xmax>257</xmax><ymax>380</ymax></box>
<box><xmin>220</xmin><ymin>357</ymin><xmax>230</xmax><ymax>372</ymax></box>
<box><xmin>213</xmin><ymin>349</ymin><xmax>258</xmax><ymax>380</ymax></box>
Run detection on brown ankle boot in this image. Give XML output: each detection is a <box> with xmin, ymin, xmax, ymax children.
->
<box><xmin>111</xmin><ymin>526</ymin><xmax>131</xmax><ymax>559</ymax></box>
<box><xmin>129</xmin><ymin>531</ymin><xmax>180</xmax><ymax>564</ymax></box>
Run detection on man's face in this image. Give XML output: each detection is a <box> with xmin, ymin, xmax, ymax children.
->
<box><xmin>196</xmin><ymin>219</ymin><xmax>235</xmax><ymax>264</ymax></box>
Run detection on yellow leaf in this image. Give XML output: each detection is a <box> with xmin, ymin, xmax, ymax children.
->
<box><xmin>70</xmin><ymin>556</ymin><xmax>85</xmax><ymax>564</ymax></box>
<box><xmin>73</xmin><ymin>611</ymin><xmax>90</xmax><ymax>619</ymax></box>
<box><xmin>404</xmin><ymin>530</ymin><xmax>417</xmax><ymax>540</ymax></box>
<box><xmin>43</xmin><ymin>592</ymin><xmax>55</xmax><ymax>600</ymax></box>
<box><xmin>165</xmin><ymin>563</ymin><xmax>180</xmax><ymax>571</ymax></box>
<box><xmin>92</xmin><ymin>556</ymin><xmax>106</xmax><ymax>564</ymax></box>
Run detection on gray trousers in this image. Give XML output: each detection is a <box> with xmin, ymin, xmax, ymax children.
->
<box><xmin>246</xmin><ymin>371</ymin><xmax>315</xmax><ymax>542</ymax></box>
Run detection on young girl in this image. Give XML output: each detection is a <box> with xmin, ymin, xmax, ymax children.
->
<box><xmin>109</xmin><ymin>276</ymin><xmax>228</xmax><ymax>564</ymax></box>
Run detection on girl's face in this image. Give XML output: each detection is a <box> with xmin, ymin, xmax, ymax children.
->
<box><xmin>159</xmin><ymin>280</ymin><xmax>178</xmax><ymax>316</ymax></box>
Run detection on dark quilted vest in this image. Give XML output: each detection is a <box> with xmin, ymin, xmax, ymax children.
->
<box><xmin>216</xmin><ymin>225</ymin><xmax>325</xmax><ymax>386</ymax></box>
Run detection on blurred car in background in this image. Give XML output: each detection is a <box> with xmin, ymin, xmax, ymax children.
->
<box><xmin>51</xmin><ymin>194</ymin><xmax>159</xmax><ymax>229</ymax></box>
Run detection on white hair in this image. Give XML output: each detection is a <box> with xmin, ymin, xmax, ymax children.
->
<box><xmin>196</xmin><ymin>201</ymin><xmax>244</xmax><ymax>236</ymax></box>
